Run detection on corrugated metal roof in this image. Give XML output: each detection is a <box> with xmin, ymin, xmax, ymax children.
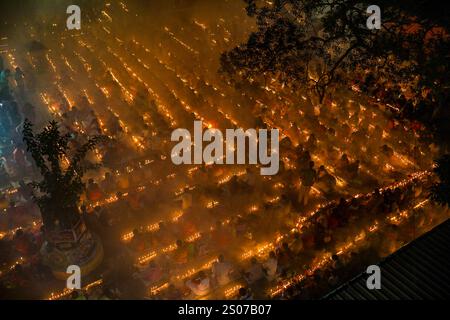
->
<box><xmin>323</xmin><ymin>218</ymin><xmax>450</xmax><ymax>300</ymax></box>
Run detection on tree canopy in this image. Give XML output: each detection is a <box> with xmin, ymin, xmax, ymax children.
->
<box><xmin>22</xmin><ymin>119</ymin><xmax>103</xmax><ymax>229</ymax></box>
<box><xmin>221</xmin><ymin>0</ymin><xmax>450</xmax><ymax>120</ymax></box>
<box><xmin>221</xmin><ymin>0</ymin><xmax>450</xmax><ymax>206</ymax></box>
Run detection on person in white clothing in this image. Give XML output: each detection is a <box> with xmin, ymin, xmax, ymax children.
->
<box><xmin>263</xmin><ymin>251</ymin><xmax>278</xmax><ymax>281</ymax></box>
<box><xmin>186</xmin><ymin>271</ymin><xmax>211</xmax><ymax>297</ymax></box>
<box><xmin>212</xmin><ymin>254</ymin><xmax>234</xmax><ymax>286</ymax></box>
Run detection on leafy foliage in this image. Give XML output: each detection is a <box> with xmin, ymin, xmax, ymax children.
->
<box><xmin>22</xmin><ymin>119</ymin><xmax>103</xmax><ymax>229</ymax></box>
<box><xmin>221</xmin><ymin>0</ymin><xmax>449</xmax><ymax>104</ymax></box>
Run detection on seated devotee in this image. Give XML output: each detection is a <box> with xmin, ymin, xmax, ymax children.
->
<box><xmin>186</xmin><ymin>240</ymin><xmax>197</xmax><ymax>261</ymax></box>
<box><xmin>97</xmin><ymin>287</ymin><xmax>117</xmax><ymax>300</ymax></box>
<box><xmin>346</xmin><ymin>197</ymin><xmax>362</xmax><ymax>218</ymax></box>
<box><xmin>263</xmin><ymin>251</ymin><xmax>278</xmax><ymax>281</ymax></box>
<box><xmin>276</xmin><ymin>242</ymin><xmax>294</xmax><ymax>273</ymax></box>
<box><xmin>86</xmin><ymin>178</ymin><xmax>104</xmax><ymax>202</ymax></box>
<box><xmin>380</xmin><ymin>144</ymin><xmax>394</xmax><ymax>158</ymax></box>
<box><xmin>316</xmin><ymin>165</ymin><xmax>337</xmax><ymax>195</ymax></box>
<box><xmin>165</xmin><ymin>283</ymin><xmax>183</xmax><ymax>300</ymax></box>
<box><xmin>232</xmin><ymin>216</ymin><xmax>248</xmax><ymax>240</ymax></box>
<box><xmin>280</xmin><ymin>136</ymin><xmax>293</xmax><ymax>152</ymax></box>
<box><xmin>173</xmin><ymin>239</ymin><xmax>189</xmax><ymax>265</ymax></box>
<box><xmin>186</xmin><ymin>271</ymin><xmax>211</xmax><ymax>297</ymax></box>
<box><xmin>212</xmin><ymin>220</ymin><xmax>232</xmax><ymax>251</ymax></box>
<box><xmin>330</xmin><ymin>254</ymin><xmax>344</xmax><ymax>277</ymax></box>
<box><xmin>211</xmin><ymin>254</ymin><xmax>234</xmax><ymax>286</ymax></box>
<box><xmin>305</xmin><ymin>134</ymin><xmax>317</xmax><ymax>153</ymax></box>
<box><xmin>332</xmin><ymin>197</ymin><xmax>349</xmax><ymax>225</ymax></box>
<box><xmin>290</xmin><ymin>232</ymin><xmax>304</xmax><ymax>255</ymax></box>
<box><xmin>154</xmin><ymin>221</ymin><xmax>173</xmax><ymax>246</ymax></box>
<box><xmin>195</xmin><ymin>232</ymin><xmax>212</xmax><ymax>257</ymax></box>
<box><xmin>77</xmin><ymin>97</ymin><xmax>92</xmax><ymax>118</ymax></box>
<box><xmin>296</xmin><ymin>149</ymin><xmax>311</xmax><ymax>170</ymax></box>
<box><xmin>176</xmin><ymin>212</ymin><xmax>199</xmax><ymax>240</ymax></box>
<box><xmin>141</xmin><ymin>261</ymin><xmax>164</xmax><ymax>285</ymax></box>
<box><xmin>379</xmin><ymin>188</ymin><xmax>392</xmax><ymax>213</ymax></box>
<box><xmin>237</xmin><ymin>287</ymin><xmax>254</xmax><ymax>300</ymax></box>
<box><xmin>366</xmin><ymin>188</ymin><xmax>384</xmax><ymax>216</ymax></box>
<box><xmin>298</xmin><ymin>161</ymin><xmax>316</xmax><ymax>206</ymax></box>
<box><xmin>83</xmin><ymin>109</ymin><xmax>97</xmax><ymax>127</ymax></box>
<box><xmin>66</xmin><ymin>106</ymin><xmax>80</xmax><ymax>124</ymax></box>
<box><xmin>272</xmin><ymin>196</ymin><xmax>293</xmax><ymax>231</ymax></box>
<box><xmin>346</xmin><ymin>160</ymin><xmax>360</xmax><ymax>180</ymax></box>
<box><xmin>280</xmin><ymin>286</ymin><xmax>299</xmax><ymax>300</ymax></box>
<box><xmin>178</xmin><ymin>189</ymin><xmax>193</xmax><ymax>210</ymax></box>
<box><xmin>130</xmin><ymin>228</ymin><xmax>146</xmax><ymax>253</ymax></box>
<box><xmin>105</xmin><ymin>113</ymin><xmax>123</xmax><ymax>136</ymax></box>
<box><xmin>244</xmin><ymin>257</ymin><xmax>265</xmax><ymax>285</ymax></box>
<box><xmin>100</xmin><ymin>171</ymin><xmax>116</xmax><ymax>195</ymax></box>
<box><xmin>86</xmin><ymin>117</ymin><xmax>102</xmax><ymax>136</ymax></box>
<box><xmin>126</xmin><ymin>191</ymin><xmax>146</xmax><ymax>220</ymax></box>
<box><xmin>337</xmin><ymin>154</ymin><xmax>350</xmax><ymax>172</ymax></box>
<box><xmin>70</xmin><ymin>290</ymin><xmax>87</xmax><ymax>300</ymax></box>
<box><xmin>116</xmin><ymin>169</ymin><xmax>130</xmax><ymax>191</ymax></box>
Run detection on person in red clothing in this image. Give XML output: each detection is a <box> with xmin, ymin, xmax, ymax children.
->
<box><xmin>212</xmin><ymin>221</ymin><xmax>232</xmax><ymax>251</ymax></box>
<box><xmin>173</xmin><ymin>239</ymin><xmax>189</xmax><ymax>265</ymax></box>
<box><xmin>86</xmin><ymin>179</ymin><xmax>104</xmax><ymax>202</ymax></box>
<box><xmin>141</xmin><ymin>261</ymin><xmax>164</xmax><ymax>285</ymax></box>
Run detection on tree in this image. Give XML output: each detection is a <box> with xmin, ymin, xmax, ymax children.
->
<box><xmin>431</xmin><ymin>154</ymin><xmax>450</xmax><ymax>207</ymax></box>
<box><xmin>22</xmin><ymin>119</ymin><xmax>103</xmax><ymax>230</ymax></box>
<box><xmin>220</xmin><ymin>0</ymin><xmax>450</xmax><ymax>112</ymax></box>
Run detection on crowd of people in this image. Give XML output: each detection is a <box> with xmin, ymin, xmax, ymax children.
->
<box><xmin>0</xmin><ymin>1</ymin><xmax>448</xmax><ymax>300</ymax></box>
